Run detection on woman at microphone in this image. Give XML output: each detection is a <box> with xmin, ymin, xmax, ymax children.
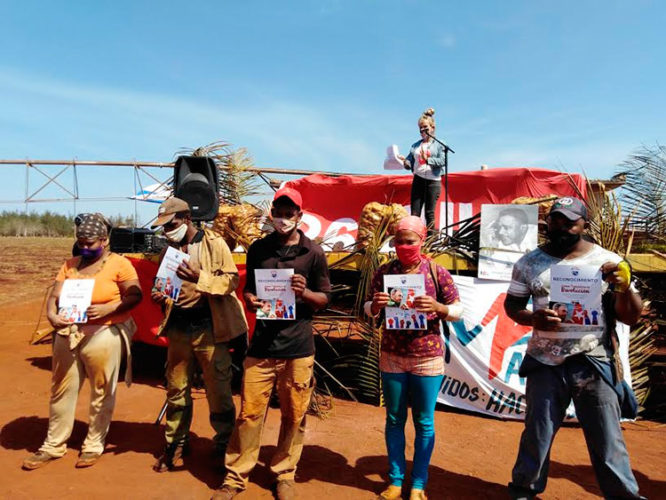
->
<box><xmin>398</xmin><ymin>108</ymin><xmax>446</xmax><ymax>237</ymax></box>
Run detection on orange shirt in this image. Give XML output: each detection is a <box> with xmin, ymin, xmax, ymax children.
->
<box><xmin>56</xmin><ymin>253</ymin><xmax>139</xmax><ymax>325</ymax></box>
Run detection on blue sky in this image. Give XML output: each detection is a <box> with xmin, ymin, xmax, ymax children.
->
<box><xmin>0</xmin><ymin>1</ymin><xmax>664</xmax><ymax>224</ymax></box>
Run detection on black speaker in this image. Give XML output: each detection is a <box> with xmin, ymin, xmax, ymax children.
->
<box><xmin>174</xmin><ymin>155</ymin><xmax>219</xmax><ymax>221</ymax></box>
<box><xmin>109</xmin><ymin>227</ymin><xmax>167</xmax><ymax>254</ymax></box>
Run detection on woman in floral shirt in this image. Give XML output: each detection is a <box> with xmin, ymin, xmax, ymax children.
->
<box><xmin>366</xmin><ymin>216</ymin><xmax>462</xmax><ymax>500</ymax></box>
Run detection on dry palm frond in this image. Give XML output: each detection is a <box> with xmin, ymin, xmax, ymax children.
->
<box><xmin>353</xmin><ymin>205</ymin><xmax>396</xmax><ymax>316</ymax></box>
<box><xmin>329</xmin><ymin>317</ymin><xmax>384</xmax><ymax>406</ymax></box>
<box><xmin>617</xmin><ymin>144</ymin><xmax>666</xmax><ymax>238</ymax></box>
<box><xmin>628</xmin><ymin>321</ymin><xmax>658</xmax><ymax>409</ymax></box>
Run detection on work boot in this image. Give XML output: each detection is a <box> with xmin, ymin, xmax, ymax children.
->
<box><xmin>75</xmin><ymin>452</ymin><xmax>101</xmax><ymax>468</ymax></box>
<box><xmin>210</xmin><ymin>485</ymin><xmax>241</xmax><ymax>500</ymax></box>
<box><xmin>276</xmin><ymin>479</ymin><xmax>297</xmax><ymax>500</ymax></box>
<box><xmin>377</xmin><ymin>484</ymin><xmax>402</xmax><ymax>499</ymax></box>
<box><xmin>22</xmin><ymin>451</ymin><xmax>59</xmax><ymax>470</ymax></box>
<box><xmin>152</xmin><ymin>442</ymin><xmax>189</xmax><ymax>472</ymax></box>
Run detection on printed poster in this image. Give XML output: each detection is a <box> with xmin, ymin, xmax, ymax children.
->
<box><xmin>255</xmin><ymin>269</ymin><xmax>296</xmax><ymax>320</ymax></box>
<box><xmin>58</xmin><ymin>279</ymin><xmax>95</xmax><ymax>323</ymax></box>
<box><xmin>383</xmin><ymin>274</ymin><xmax>427</xmax><ymax>330</ymax></box>
<box><xmin>478</xmin><ymin>204</ymin><xmax>538</xmax><ymax>281</ymax></box>
<box><xmin>153</xmin><ymin>246</ymin><xmax>190</xmax><ymax>301</ymax></box>
<box><xmin>548</xmin><ymin>264</ymin><xmax>604</xmax><ymax>337</ymax></box>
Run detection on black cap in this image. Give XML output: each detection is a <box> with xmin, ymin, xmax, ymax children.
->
<box><xmin>549</xmin><ymin>197</ymin><xmax>588</xmax><ymax>221</ymax></box>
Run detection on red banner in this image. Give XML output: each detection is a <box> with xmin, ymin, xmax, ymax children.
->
<box><xmin>285</xmin><ymin>168</ymin><xmax>586</xmax><ymax>249</ymax></box>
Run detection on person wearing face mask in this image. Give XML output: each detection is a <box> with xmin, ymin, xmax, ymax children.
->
<box><xmin>150</xmin><ymin>197</ymin><xmax>248</xmax><ymax>473</ymax></box>
<box><xmin>23</xmin><ymin>214</ymin><xmax>142</xmax><ymax>470</ymax></box>
<box><xmin>214</xmin><ymin>187</ymin><xmax>331</xmax><ymax>500</ymax></box>
<box><xmin>504</xmin><ymin>197</ymin><xmax>644</xmax><ymax>499</ymax></box>
<box><xmin>397</xmin><ymin>108</ymin><xmax>447</xmax><ymax>237</ymax></box>
<box><xmin>364</xmin><ymin>215</ymin><xmax>462</xmax><ymax>500</ymax></box>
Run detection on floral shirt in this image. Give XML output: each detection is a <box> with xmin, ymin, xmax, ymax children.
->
<box><xmin>368</xmin><ymin>257</ymin><xmax>460</xmax><ymax>357</ymax></box>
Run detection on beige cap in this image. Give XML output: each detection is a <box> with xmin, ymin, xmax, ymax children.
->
<box><xmin>151</xmin><ymin>197</ymin><xmax>190</xmax><ymax>227</ymax></box>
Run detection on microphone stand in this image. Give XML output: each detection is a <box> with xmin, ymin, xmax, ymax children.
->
<box><xmin>426</xmin><ymin>132</ymin><xmax>455</xmax><ymax>237</ymax></box>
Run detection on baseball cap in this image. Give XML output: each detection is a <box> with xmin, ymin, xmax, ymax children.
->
<box><xmin>273</xmin><ymin>187</ymin><xmax>302</xmax><ymax>209</ymax></box>
<box><xmin>151</xmin><ymin>197</ymin><xmax>191</xmax><ymax>228</ymax></box>
<box><xmin>549</xmin><ymin>197</ymin><xmax>588</xmax><ymax>221</ymax></box>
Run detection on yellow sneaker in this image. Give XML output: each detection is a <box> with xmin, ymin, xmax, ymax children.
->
<box><xmin>378</xmin><ymin>484</ymin><xmax>403</xmax><ymax>499</ymax></box>
<box><xmin>409</xmin><ymin>489</ymin><xmax>427</xmax><ymax>500</ymax></box>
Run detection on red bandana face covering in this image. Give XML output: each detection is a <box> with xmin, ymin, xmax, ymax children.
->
<box><xmin>395</xmin><ymin>243</ymin><xmax>422</xmax><ymax>266</ymax></box>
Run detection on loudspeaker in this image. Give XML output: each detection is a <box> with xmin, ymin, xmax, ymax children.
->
<box><xmin>109</xmin><ymin>227</ymin><xmax>167</xmax><ymax>254</ymax></box>
<box><xmin>173</xmin><ymin>155</ymin><xmax>219</xmax><ymax>221</ymax></box>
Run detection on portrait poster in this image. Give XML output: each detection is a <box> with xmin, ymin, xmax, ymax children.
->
<box><xmin>478</xmin><ymin>204</ymin><xmax>538</xmax><ymax>281</ymax></box>
<box><xmin>255</xmin><ymin>269</ymin><xmax>296</xmax><ymax>320</ymax></box>
<box><xmin>383</xmin><ymin>274</ymin><xmax>427</xmax><ymax>330</ymax></box>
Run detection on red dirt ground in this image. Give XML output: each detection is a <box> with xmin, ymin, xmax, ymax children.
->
<box><xmin>0</xmin><ymin>239</ymin><xmax>665</xmax><ymax>499</ymax></box>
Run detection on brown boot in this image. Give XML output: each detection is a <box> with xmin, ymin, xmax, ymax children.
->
<box><xmin>210</xmin><ymin>485</ymin><xmax>241</xmax><ymax>500</ymax></box>
<box><xmin>22</xmin><ymin>451</ymin><xmax>59</xmax><ymax>470</ymax></box>
<box><xmin>276</xmin><ymin>479</ymin><xmax>297</xmax><ymax>500</ymax></box>
<box><xmin>75</xmin><ymin>452</ymin><xmax>101</xmax><ymax>468</ymax></box>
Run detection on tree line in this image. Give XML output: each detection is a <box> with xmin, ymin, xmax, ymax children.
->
<box><xmin>0</xmin><ymin>211</ymin><xmax>135</xmax><ymax>237</ymax></box>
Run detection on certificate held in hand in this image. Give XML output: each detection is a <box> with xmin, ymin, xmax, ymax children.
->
<box><xmin>255</xmin><ymin>269</ymin><xmax>296</xmax><ymax>320</ymax></box>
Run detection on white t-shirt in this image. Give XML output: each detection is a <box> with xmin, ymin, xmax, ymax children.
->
<box><xmin>413</xmin><ymin>140</ymin><xmax>441</xmax><ymax>181</ymax></box>
<box><xmin>508</xmin><ymin>244</ymin><xmax>623</xmax><ymax>365</ymax></box>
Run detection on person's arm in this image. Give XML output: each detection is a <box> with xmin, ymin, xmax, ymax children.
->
<box><xmin>195</xmin><ymin>236</ymin><xmax>240</xmax><ymax>296</ymax></box>
<box><xmin>601</xmin><ymin>261</ymin><xmax>642</xmax><ymax>325</ymax></box>
<box><xmin>46</xmin><ymin>280</ymin><xmax>70</xmax><ymax>329</ymax></box>
<box><xmin>87</xmin><ymin>279</ymin><xmax>143</xmax><ymax>321</ymax></box>
<box><xmin>242</xmin><ymin>242</ymin><xmax>263</xmax><ymax>312</ymax></box>
<box><xmin>400</xmin><ymin>144</ymin><xmax>415</xmax><ymax>171</ymax></box>
<box><xmin>292</xmin><ymin>250</ymin><xmax>330</xmax><ymax>312</ymax></box>
<box><xmin>366</xmin><ymin>264</ymin><xmax>389</xmax><ymax>316</ymax></box>
<box><xmin>504</xmin><ymin>294</ymin><xmax>561</xmax><ymax>331</ymax></box>
<box><xmin>413</xmin><ymin>266</ymin><xmax>462</xmax><ymax>320</ymax></box>
<box><xmin>87</xmin><ymin>258</ymin><xmax>143</xmax><ymax>321</ymax></box>
<box><xmin>426</xmin><ymin>142</ymin><xmax>447</xmax><ymax>168</ymax></box>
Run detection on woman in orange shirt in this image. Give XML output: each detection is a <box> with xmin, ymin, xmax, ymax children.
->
<box><xmin>23</xmin><ymin>214</ymin><xmax>142</xmax><ymax>470</ymax></box>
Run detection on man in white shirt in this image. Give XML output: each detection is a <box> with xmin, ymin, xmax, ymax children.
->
<box><xmin>503</xmin><ymin>197</ymin><xmax>644</xmax><ymax>499</ymax></box>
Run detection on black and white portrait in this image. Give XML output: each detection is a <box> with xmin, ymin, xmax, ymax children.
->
<box><xmin>478</xmin><ymin>204</ymin><xmax>538</xmax><ymax>281</ymax></box>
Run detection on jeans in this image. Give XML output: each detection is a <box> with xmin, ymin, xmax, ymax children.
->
<box><xmin>509</xmin><ymin>355</ymin><xmax>642</xmax><ymax>499</ymax></box>
<box><xmin>410</xmin><ymin>175</ymin><xmax>441</xmax><ymax>235</ymax></box>
<box><xmin>224</xmin><ymin>355</ymin><xmax>315</xmax><ymax>490</ymax></box>
<box><xmin>163</xmin><ymin>313</ymin><xmax>235</xmax><ymax>451</ymax></box>
<box><xmin>381</xmin><ymin>371</ymin><xmax>444</xmax><ymax>490</ymax></box>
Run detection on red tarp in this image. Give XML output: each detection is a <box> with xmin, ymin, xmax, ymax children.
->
<box><xmin>285</xmin><ymin>168</ymin><xmax>586</xmax><ymax>248</ymax></box>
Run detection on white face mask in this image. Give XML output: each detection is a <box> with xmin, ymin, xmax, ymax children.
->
<box><xmin>165</xmin><ymin>223</ymin><xmax>188</xmax><ymax>243</ymax></box>
<box><xmin>272</xmin><ymin>217</ymin><xmax>298</xmax><ymax>234</ymax></box>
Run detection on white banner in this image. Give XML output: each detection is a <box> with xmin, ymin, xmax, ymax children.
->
<box><xmin>438</xmin><ymin>276</ymin><xmax>631</xmax><ymax>420</ymax></box>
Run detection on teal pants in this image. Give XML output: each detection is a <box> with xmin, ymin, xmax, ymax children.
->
<box><xmin>381</xmin><ymin>371</ymin><xmax>443</xmax><ymax>490</ymax></box>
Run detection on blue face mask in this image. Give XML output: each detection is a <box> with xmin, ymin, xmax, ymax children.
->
<box><xmin>79</xmin><ymin>246</ymin><xmax>104</xmax><ymax>260</ymax></box>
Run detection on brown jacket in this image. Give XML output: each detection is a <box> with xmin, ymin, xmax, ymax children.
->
<box><xmin>159</xmin><ymin>228</ymin><xmax>247</xmax><ymax>343</ymax></box>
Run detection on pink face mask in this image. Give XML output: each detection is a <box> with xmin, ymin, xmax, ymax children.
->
<box><xmin>395</xmin><ymin>243</ymin><xmax>422</xmax><ymax>266</ymax></box>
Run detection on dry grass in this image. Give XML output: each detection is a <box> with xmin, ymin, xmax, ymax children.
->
<box><xmin>0</xmin><ymin>237</ymin><xmax>72</xmax><ymax>305</ymax></box>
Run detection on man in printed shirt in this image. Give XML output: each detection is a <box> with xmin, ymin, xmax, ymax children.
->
<box><xmin>503</xmin><ymin>197</ymin><xmax>644</xmax><ymax>499</ymax></box>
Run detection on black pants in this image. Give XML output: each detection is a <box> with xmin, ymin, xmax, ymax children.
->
<box><xmin>410</xmin><ymin>174</ymin><xmax>441</xmax><ymax>234</ymax></box>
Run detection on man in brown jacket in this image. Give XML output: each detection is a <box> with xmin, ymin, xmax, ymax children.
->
<box><xmin>151</xmin><ymin>197</ymin><xmax>247</xmax><ymax>472</ymax></box>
